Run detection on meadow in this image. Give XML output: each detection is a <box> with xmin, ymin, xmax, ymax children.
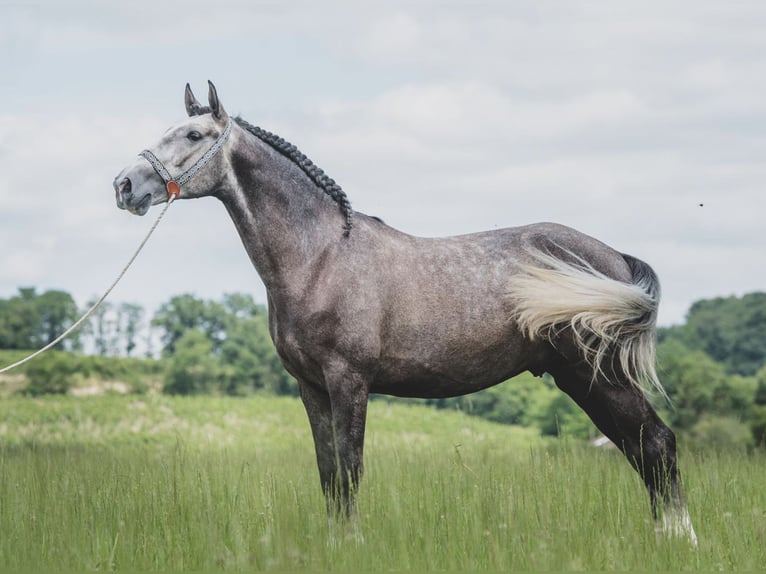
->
<box><xmin>0</xmin><ymin>394</ymin><xmax>764</xmax><ymax>570</ymax></box>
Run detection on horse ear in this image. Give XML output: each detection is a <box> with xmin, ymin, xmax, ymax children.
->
<box><xmin>207</xmin><ymin>80</ymin><xmax>227</xmax><ymax>121</ymax></box>
<box><xmin>185</xmin><ymin>83</ymin><xmax>203</xmax><ymax>117</ymax></box>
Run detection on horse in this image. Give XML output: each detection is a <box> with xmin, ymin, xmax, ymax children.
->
<box><xmin>114</xmin><ymin>82</ymin><xmax>697</xmax><ymax>544</ymax></box>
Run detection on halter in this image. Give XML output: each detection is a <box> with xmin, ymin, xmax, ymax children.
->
<box><xmin>139</xmin><ymin>118</ymin><xmax>233</xmax><ymax>199</ymax></box>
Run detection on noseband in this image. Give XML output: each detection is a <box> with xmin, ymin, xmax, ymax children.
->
<box><xmin>139</xmin><ymin>118</ymin><xmax>232</xmax><ymax>199</ymax></box>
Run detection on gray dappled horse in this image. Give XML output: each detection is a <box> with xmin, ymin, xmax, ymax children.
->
<box><xmin>114</xmin><ymin>82</ymin><xmax>696</xmax><ymax>544</ymax></box>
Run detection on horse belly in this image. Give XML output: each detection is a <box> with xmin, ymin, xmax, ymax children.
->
<box><xmin>371</xmin><ymin>319</ymin><xmax>532</xmax><ymax>399</ymax></box>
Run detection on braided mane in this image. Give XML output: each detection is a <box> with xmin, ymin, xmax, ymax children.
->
<box><xmin>234</xmin><ymin>116</ymin><xmax>353</xmax><ymax>236</ymax></box>
<box><xmin>189</xmin><ymin>105</ymin><xmax>353</xmax><ymax>236</ymax></box>
<box><xmin>187</xmin><ymin>101</ymin><xmax>353</xmax><ymax>235</ymax></box>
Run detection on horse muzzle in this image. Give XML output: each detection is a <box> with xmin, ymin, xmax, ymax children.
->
<box><xmin>113</xmin><ymin>175</ymin><xmax>153</xmax><ymax>215</ymax></box>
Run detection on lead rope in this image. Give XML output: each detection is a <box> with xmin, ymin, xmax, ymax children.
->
<box><xmin>0</xmin><ymin>196</ymin><xmax>175</xmax><ymax>374</ymax></box>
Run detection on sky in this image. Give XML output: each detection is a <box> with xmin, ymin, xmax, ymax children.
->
<box><xmin>1</xmin><ymin>1</ymin><xmax>766</xmax><ymax>328</ymax></box>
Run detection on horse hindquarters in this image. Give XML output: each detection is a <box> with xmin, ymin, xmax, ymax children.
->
<box><xmin>509</xmin><ymin>249</ymin><xmax>697</xmax><ymax>544</ymax></box>
<box><xmin>509</xmin><ymin>249</ymin><xmax>663</xmax><ymax>399</ymax></box>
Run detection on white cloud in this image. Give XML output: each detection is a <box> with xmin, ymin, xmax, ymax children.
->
<box><xmin>359</xmin><ymin>11</ymin><xmax>420</xmax><ymax>61</ymax></box>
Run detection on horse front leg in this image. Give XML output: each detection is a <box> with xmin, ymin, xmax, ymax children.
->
<box><xmin>325</xmin><ymin>362</ymin><xmax>370</xmax><ymax>520</ymax></box>
<box><xmin>298</xmin><ymin>369</ymin><xmax>369</xmax><ymax>519</ymax></box>
<box><xmin>298</xmin><ymin>381</ymin><xmax>338</xmax><ymax>513</ymax></box>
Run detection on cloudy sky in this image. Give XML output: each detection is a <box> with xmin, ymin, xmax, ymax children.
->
<box><xmin>1</xmin><ymin>1</ymin><xmax>765</xmax><ymax>327</ymax></box>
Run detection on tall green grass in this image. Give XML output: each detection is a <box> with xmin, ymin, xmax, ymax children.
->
<box><xmin>0</xmin><ymin>395</ymin><xmax>764</xmax><ymax>570</ymax></box>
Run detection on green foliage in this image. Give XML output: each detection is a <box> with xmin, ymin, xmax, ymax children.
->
<box><xmin>657</xmin><ymin>339</ymin><xmax>757</xmax><ymax>435</ymax></box>
<box><xmin>386</xmin><ymin>373</ymin><xmax>596</xmax><ymax>441</ymax></box>
<box><xmin>37</xmin><ymin>290</ymin><xmax>80</xmax><ymax>346</ymax></box>
<box><xmin>154</xmin><ymin>292</ymin><xmax>296</xmax><ymax>397</ymax></box>
<box><xmin>152</xmin><ymin>293</ymin><xmax>227</xmax><ymax>356</ymax></box>
<box><xmin>219</xmin><ymin>312</ymin><xmax>297</xmax><ymax>396</ymax></box>
<box><xmin>661</xmin><ymin>293</ymin><xmax>766</xmax><ymax>376</ymax></box>
<box><xmin>657</xmin><ymin>340</ymin><xmax>726</xmax><ymax>429</ymax></box>
<box><xmin>0</xmin><ymin>349</ymin><xmax>36</xmax><ymax>371</ymax></box>
<box><xmin>23</xmin><ymin>352</ymin><xmax>78</xmax><ymax>396</ymax></box>
<box><xmin>0</xmin><ymin>288</ymin><xmax>79</xmax><ymax>351</ymax></box>
<box><xmin>528</xmin><ymin>392</ymin><xmax>595</xmax><ymax>439</ymax></box>
<box><xmin>688</xmin><ymin>415</ymin><xmax>753</xmax><ymax>448</ymax></box>
<box><xmin>432</xmin><ymin>373</ymin><xmax>556</xmax><ymax>426</ymax></box>
<box><xmin>164</xmin><ymin>331</ymin><xmax>222</xmax><ymax>395</ymax></box>
<box><xmin>73</xmin><ymin>354</ymin><xmax>163</xmax><ymax>392</ymax></box>
<box><xmin>445</xmin><ymin>374</ymin><xmax>595</xmax><ymax>439</ymax></box>
<box><xmin>1</xmin><ymin>349</ymin><xmax>162</xmax><ymax>396</ymax></box>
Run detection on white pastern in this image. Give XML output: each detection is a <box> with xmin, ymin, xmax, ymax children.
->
<box><xmin>658</xmin><ymin>507</ymin><xmax>698</xmax><ymax>547</ymax></box>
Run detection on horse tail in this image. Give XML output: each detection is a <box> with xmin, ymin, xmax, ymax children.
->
<box><xmin>509</xmin><ymin>248</ymin><xmax>666</xmax><ymax>400</ymax></box>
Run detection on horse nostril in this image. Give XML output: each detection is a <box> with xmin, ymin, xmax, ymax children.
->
<box><xmin>118</xmin><ymin>177</ymin><xmax>132</xmax><ymax>195</ymax></box>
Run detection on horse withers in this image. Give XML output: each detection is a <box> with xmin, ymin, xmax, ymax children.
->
<box><xmin>114</xmin><ymin>82</ymin><xmax>697</xmax><ymax>545</ymax></box>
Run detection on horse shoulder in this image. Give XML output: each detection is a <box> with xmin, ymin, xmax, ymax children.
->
<box><xmin>266</xmin><ymin>246</ymin><xmax>386</xmax><ymax>384</ymax></box>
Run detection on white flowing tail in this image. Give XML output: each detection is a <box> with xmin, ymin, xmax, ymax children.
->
<box><xmin>509</xmin><ymin>249</ymin><xmax>666</xmax><ymax>400</ymax></box>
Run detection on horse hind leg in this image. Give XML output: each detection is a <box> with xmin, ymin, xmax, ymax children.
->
<box><xmin>550</xmin><ymin>363</ymin><xmax>698</xmax><ymax>546</ymax></box>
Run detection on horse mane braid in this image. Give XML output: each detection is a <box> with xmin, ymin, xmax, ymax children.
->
<box><xmin>232</xmin><ymin>116</ymin><xmax>353</xmax><ymax>237</ymax></box>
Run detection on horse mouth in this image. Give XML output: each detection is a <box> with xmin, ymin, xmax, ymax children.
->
<box><xmin>127</xmin><ymin>193</ymin><xmax>153</xmax><ymax>216</ymax></box>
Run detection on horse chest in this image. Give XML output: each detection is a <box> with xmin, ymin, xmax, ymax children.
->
<box><xmin>269</xmin><ymin>319</ymin><xmax>316</xmax><ymax>380</ymax></box>
<box><xmin>268</xmin><ymin>308</ymin><xmax>354</xmax><ymax>387</ymax></box>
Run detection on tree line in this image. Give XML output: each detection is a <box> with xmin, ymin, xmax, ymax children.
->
<box><xmin>0</xmin><ymin>288</ymin><xmax>294</xmax><ymax>397</ymax></box>
<box><xmin>0</xmin><ymin>288</ymin><xmax>147</xmax><ymax>357</ymax></box>
<box><xmin>1</xmin><ymin>287</ymin><xmax>765</xmax><ymax>448</ymax></box>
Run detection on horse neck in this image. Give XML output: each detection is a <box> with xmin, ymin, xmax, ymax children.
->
<box><xmin>218</xmin><ymin>131</ymin><xmax>344</xmax><ymax>297</ymax></box>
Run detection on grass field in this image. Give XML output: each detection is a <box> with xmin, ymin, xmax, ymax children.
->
<box><xmin>0</xmin><ymin>394</ymin><xmax>764</xmax><ymax>570</ymax></box>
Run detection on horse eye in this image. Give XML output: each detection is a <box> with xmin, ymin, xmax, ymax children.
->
<box><xmin>187</xmin><ymin>130</ymin><xmax>203</xmax><ymax>141</ymax></box>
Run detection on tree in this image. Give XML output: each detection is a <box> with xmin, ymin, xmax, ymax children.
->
<box><xmin>689</xmin><ymin>416</ymin><xmax>752</xmax><ymax>448</ymax></box>
<box><xmin>152</xmin><ymin>294</ymin><xmax>227</xmax><ymax>356</ymax></box>
<box><xmin>164</xmin><ymin>331</ymin><xmax>223</xmax><ymax>395</ymax></box>
<box><xmin>221</xmin><ymin>292</ymin><xmax>261</xmax><ymax>320</ymax></box>
<box><xmin>118</xmin><ymin>303</ymin><xmax>144</xmax><ymax>356</ymax></box>
<box><xmin>710</xmin><ymin>374</ymin><xmax>756</xmax><ymax>421</ymax></box>
<box><xmin>37</xmin><ymin>290</ymin><xmax>80</xmax><ymax>348</ymax></box>
<box><xmin>219</xmin><ymin>312</ymin><xmax>297</xmax><ymax>396</ymax></box>
<box><xmin>662</xmin><ymin>293</ymin><xmax>766</xmax><ymax>376</ymax></box>
<box><xmin>0</xmin><ymin>288</ymin><xmax>79</xmax><ymax>351</ymax></box>
<box><xmin>83</xmin><ymin>299</ymin><xmax>117</xmax><ymax>355</ymax></box>
<box><xmin>152</xmin><ymin>292</ymin><xmax>296</xmax><ymax>396</ymax></box>
<box><xmin>0</xmin><ymin>289</ymin><xmax>39</xmax><ymax>349</ymax></box>
<box><xmin>656</xmin><ymin>340</ymin><xmax>725</xmax><ymax>429</ymax></box>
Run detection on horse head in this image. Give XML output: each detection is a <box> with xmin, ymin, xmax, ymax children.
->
<box><xmin>114</xmin><ymin>81</ymin><xmax>232</xmax><ymax>215</ymax></box>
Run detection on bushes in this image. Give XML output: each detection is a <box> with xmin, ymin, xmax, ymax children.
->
<box><xmin>164</xmin><ymin>331</ymin><xmax>222</xmax><ymax>395</ymax></box>
<box><xmin>689</xmin><ymin>416</ymin><xmax>753</xmax><ymax>448</ymax></box>
<box><xmin>23</xmin><ymin>352</ymin><xmax>78</xmax><ymax>396</ymax></box>
<box><xmin>7</xmin><ymin>352</ymin><xmax>161</xmax><ymax>396</ymax></box>
<box><xmin>75</xmin><ymin>354</ymin><xmax>163</xmax><ymax>388</ymax></box>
